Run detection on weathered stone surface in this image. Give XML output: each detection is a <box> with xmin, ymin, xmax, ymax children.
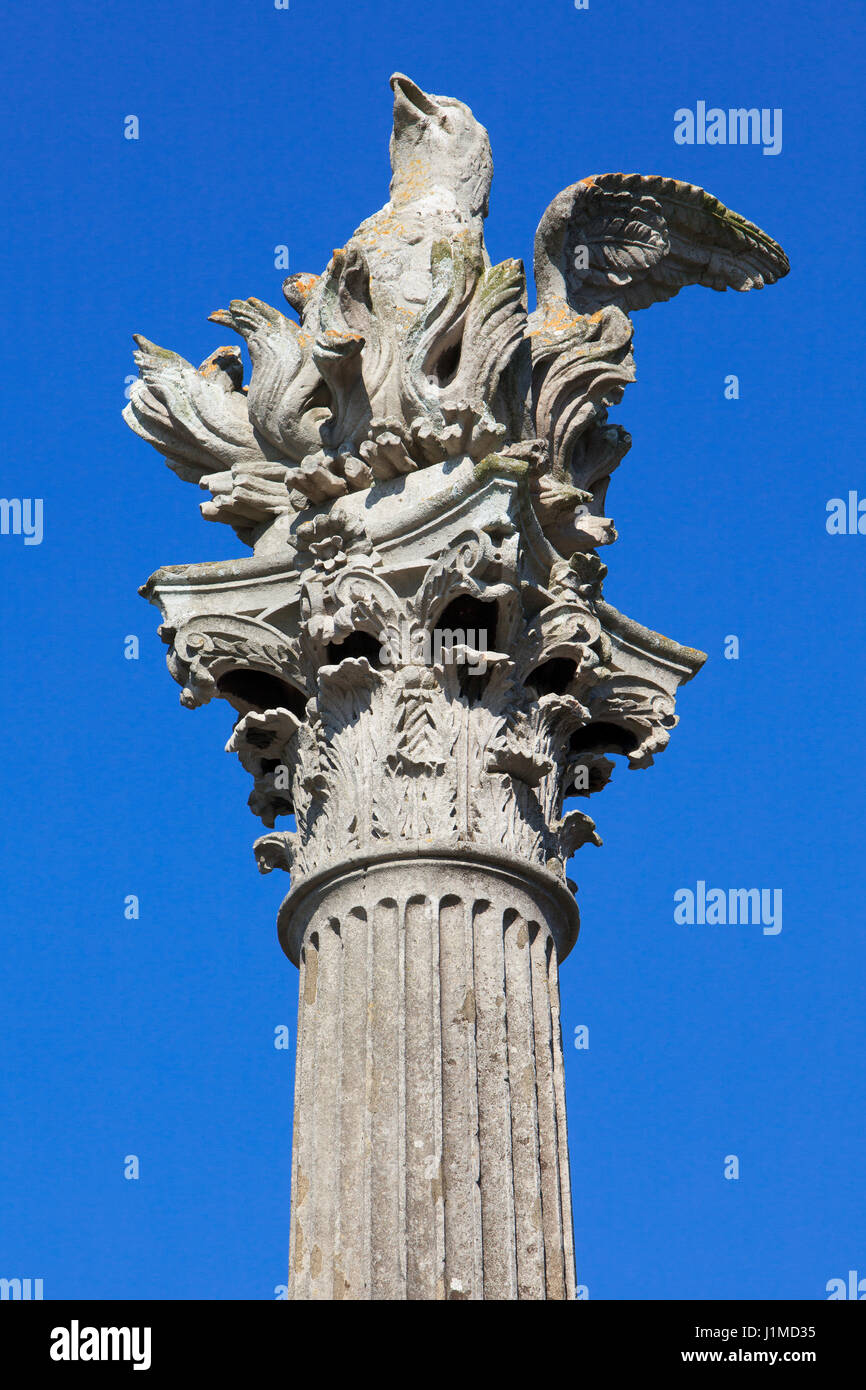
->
<box><xmin>125</xmin><ymin>73</ymin><xmax>787</xmax><ymax>1299</ymax></box>
<box><xmin>284</xmin><ymin>856</ymin><xmax>577</xmax><ymax>1300</ymax></box>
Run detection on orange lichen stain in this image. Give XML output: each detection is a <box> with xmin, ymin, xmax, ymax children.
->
<box><xmin>527</xmin><ymin>302</ymin><xmax>577</xmax><ymax>338</ymax></box>
<box><xmin>547</xmin><ymin>305</ymin><xmax>573</xmax><ymax>331</ymax></box>
<box><xmin>199</xmin><ymin>348</ymin><xmax>238</xmax><ymax>375</ymax></box>
<box><xmin>367</xmin><ymin>211</ymin><xmax>411</xmax><ymax>239</ymax></box>
<box><xmin>392</xmin><ymin>158</ymin><xmax>432</xmax><ymax>201</ymax></box>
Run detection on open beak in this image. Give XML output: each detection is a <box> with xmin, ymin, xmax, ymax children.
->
<box><xmin>390</xmin><ymin>73</ymin><xmax>442</xmax><ymax>130</ymax></box>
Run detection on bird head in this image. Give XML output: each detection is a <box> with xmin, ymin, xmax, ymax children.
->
<box><xmin>388</xmin><ymin>74</ymin><xmax>493</xmax><ymax>219</ymax></box>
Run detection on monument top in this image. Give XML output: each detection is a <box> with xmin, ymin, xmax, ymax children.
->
<box><xmin>123</xmin><ymin>73</ymin><xmax>787</xmax><ymax>891</ymax></box>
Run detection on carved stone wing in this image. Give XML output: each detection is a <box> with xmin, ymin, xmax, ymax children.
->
<box><xmin>534</xmin><ymin>172</ymin><xmax>789</xmax><ymax>314</ymax></box>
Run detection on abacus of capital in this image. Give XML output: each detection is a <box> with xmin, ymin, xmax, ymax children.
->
<box><xmin>125</xmin><ymin>75</ymin><xmax>788</xmax><ymax>1300</ymax></box>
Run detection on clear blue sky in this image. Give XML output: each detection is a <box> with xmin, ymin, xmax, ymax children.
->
<box><xmin>1</xmin><ymin>0</ymin><xmax>863</xmax><ymax>1300</ymax></box>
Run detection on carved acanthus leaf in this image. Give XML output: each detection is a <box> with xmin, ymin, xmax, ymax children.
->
<box><xmin>208</xmin><ymin>297</ymin><xmax>327</xmax><ymax>463</ymax></box>
<box><xmin>527</xmin><ymin>302</ymin><xmax>635</xmax><ymax>495</ymax></box>
<box><xmin>123</xmin><ymin>338</ymin><xmax>283</xmax><ymax>485</ymax></box>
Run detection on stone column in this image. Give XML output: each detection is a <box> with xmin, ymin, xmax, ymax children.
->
<box><xmin>124</xmin><ymin>74</ymin><xmax>785</xmax><ymax>1301</ymax></box>
<box><xmin>282</xmin><ymin>851</ymin><xmax>578</xmax><ymax>1300</ymax></box>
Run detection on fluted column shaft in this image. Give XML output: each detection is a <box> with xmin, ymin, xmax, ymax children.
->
<box><xmin>281</xmin><ymin>853</ymin><xmax>577</xmax><ymax>1301</ymax></box>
